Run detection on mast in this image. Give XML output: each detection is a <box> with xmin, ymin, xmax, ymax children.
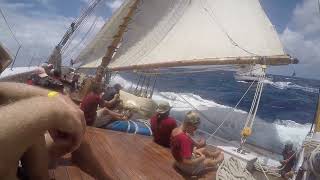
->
<box><xmin>96</xmin><ymin>0</ymin><xmax>140</xmax><ymax>79</ymax></box>
<box><xmin>79</xmin><ymin>0</ymin><xmax>140</xmax><ymax>98</ymax></box>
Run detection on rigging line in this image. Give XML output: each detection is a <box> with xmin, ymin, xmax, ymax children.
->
<box><xmin>200</xmin><ymin>0</ymin><xmax>260</xmax><ymax>56</ymax></box>
<box><xmin>61</xmin><ymin>1</ymin><xmax>99</xmax><ymax>54</ymax></box>
<box><xmin>0</xmin><ymin>7</ymin><xmax>21</xmax><ymax>45</ymax></box>
<box><xmin>63</xmin><ymin>15</ymin><xmax>99</xmax><ymax>59</ymax></box>
<box><xmin>61</xmin><ymin>14</ymin><xmax>92</xmax><ymax>54</ymax></box>
<box><xmin>207</xmin><ymin>80</ymin><xmax>256</xmax><ymax>140</ymax></box>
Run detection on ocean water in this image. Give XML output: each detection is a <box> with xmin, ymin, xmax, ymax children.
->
<box><xmin>109</xmin><ymin>69</ymin><xmax>320</xmax><ymax>154</ymax></box>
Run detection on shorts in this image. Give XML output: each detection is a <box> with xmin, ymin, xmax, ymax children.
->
<box><xmin>93</xmin><ymin>109</ymin><xmax>112</xmax><ymax>127</ymax></box>
<box><xmin>175</xmin><ymin>154</ymin><xmax>206</xmax><ymax>175</ymax></box>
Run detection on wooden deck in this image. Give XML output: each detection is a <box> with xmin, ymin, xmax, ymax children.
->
<box><xmin>51</xmin><ymin>127</ymin><xmax>216</xmax><ymax>180</ymax></box>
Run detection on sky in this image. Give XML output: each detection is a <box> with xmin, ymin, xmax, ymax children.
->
<box><xmin>0</xmin><ymin>0</ymin><xmax>319</xmax><ymax>80</ymax></box>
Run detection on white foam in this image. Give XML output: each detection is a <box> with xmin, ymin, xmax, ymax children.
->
<box><xmin>262</xmin><ymin>80</ymin><xmax>319</xmax><ymax>93</ymax></box>
<box><xmin>111</xmin><ymin>74</ymin><xmax>246</xmax><ymax>113</ymax></box>
<box><xmin>273</xmin><ymin>120</ymin><xmax>311</xmax><ymax>148</ymax></box>
<box><xmin>111</xmin><ymin>74</ymin><xmax>312</xmax><ymax>152</ymax></box>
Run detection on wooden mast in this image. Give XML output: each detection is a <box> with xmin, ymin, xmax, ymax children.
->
<box><xmin>97</xmin><ymin>0</ymin><xmax>140</xmax><ymax>78</ymax></box>
<box><xmin>80</xmin><ymin>0</ymin><xmax>140</xmax><ymax>98</ymax></box>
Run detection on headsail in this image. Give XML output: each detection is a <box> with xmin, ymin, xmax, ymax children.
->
<box><xmin>79</xmin><ymin>0</ymin><xmax>296</xmax><ymax>70</ymax></box>
<box><xmin>0</xmin><ymin>43</ymin><xmax>12</xmax><ymax>73</ymax></box>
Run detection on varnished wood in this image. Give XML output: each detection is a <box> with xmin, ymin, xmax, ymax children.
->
<box><xmin>110</xmin><ymin>55</ymin><xmax>298</xmax><ymax>71</ymax></box>
<box><xmin>100</xmin><ymin>0</ymin><xmax>140</xmax><ymax>68</ymax></box>
<box><xmin>52</xmin><ymin>127</ymin><xmax>217</xmax><ymax>180</ymax></box>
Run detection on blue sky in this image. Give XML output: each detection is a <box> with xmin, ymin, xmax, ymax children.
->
<box><xmin>0</xmin><ymin>0</ymin><xmax>319</xmax><ymax>79</ymax></box>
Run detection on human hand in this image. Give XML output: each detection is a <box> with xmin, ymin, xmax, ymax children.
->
<box><xmin>49</xmin><ymin>94</ymin><xmax>86</xmax><ymax>154</ymax></box>
<box><xmin>198</xmin><ymin>137</ymin><xmax>206</xmax><ymax>147</ymax></box>
<box><xmin>114</xmin><ymin>94</ymin><xmax>120</xmax><ymax>101</ymax></box>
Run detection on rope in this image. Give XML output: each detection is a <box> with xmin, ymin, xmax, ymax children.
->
<box><xmin>63</xmin><ymin>15</ymin><xmax>99</xmax><ymax>59</ymax></box>
<box><xmin>309</xmin><ymin>144</ymin><xmax>320</xmax><ymax>177</ymax></box>
<box><xmin>131</xmin><ymin>120</ymin><xmax>139</xmax><ymax>134</ymax></box>
<box><xmin>258</xmin><ymin>162</ymin><xmax>270</xmax><ymax>180</ymax></box>
<box><xmin>216</xmin><ymin>157</ymin><xmax>256</xmax><ymax>180</ymax></box>
<box><xmin>0</xmin><ymin>7</ymin><xmax>21</xmax><ymax>45</ymax></box>
<box><xmin>207</xmin><ymin>80</ymin><xmax>256</xmax><ymax>140</ymax></box>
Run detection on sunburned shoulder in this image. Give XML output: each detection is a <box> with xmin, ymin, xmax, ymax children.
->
<box><xmin>171</xmin><ymin>128</ymin><xmax>183</xmax><ymax>137</ymax></box>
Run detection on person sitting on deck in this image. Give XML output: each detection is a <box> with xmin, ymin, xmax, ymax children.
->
<box><xmin>27</xmin><ymin>67</ymin><xmax>64</xmax><ymax>93</ymax></box>
<box><xmin>280</xmin><ymin>141</ymin><xmax>296</xmax><ymax>179</ymax></box>
<box><xmin>103</xmin><ymin>83</ymin><xmax>123</xmax><ymax>101</ymax></box>
<box><xmin>150</xmin><ymin>101</ymin><xmax>177</xmax><ymax>147</ymax></box>
<box><xmin>80</xmin><ymin>83</ymin><xmax>128</xmax><ymax>127</ymax></box>
<box><xmin>171</xmin><ymin>111</ymin><xmax>224</xmax><ymax>176</ymax></box>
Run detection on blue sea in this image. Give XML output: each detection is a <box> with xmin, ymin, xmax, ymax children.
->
<box><xmin>110</xmin><ymin>69</ymin><xmax>320</xmax><ymax>154</ymax></box>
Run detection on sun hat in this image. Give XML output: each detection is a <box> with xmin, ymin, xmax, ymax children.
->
<box><xmin>184</xmin><ymin>111</ymin><xmax>200</xmax><ymax>126</ymax></box>
<box><xmin>156</xmin><ymin>101</ymin><xmax>171</xmax><ymax>114</ymax></box>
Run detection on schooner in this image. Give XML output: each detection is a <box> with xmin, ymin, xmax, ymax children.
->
<box><xmin>1</xmin><ymin>0</ymin><xmax>320</xmax><ymax>179</ymax></box>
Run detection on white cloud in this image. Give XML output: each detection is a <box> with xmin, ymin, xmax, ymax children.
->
<box><xmin>106</xmin><ymin>0</ymin><xmax>124</xmax><ymax>12</ymax></box>
<box><xmin>0</xmin><ymin>1</ymin><xmax>105</xmax><ymax>67</ymax></box>
<box><xmin>278</xmin><ymin>0</ymin><xmax>320</xmax><ymax>79</ymax></box>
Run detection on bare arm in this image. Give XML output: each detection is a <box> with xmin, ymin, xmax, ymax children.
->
<box><xmin>0</xmin><ymin>82</ymin><xmax>49</xmax><ymax>104</ymax></box>
<box><xmin>102</xmin><ymin>94</ymin><xmax>120</xmax><ymax>108</ymax></box>
<box><xmin>193</xmin><ymin>138</ymin><xmax>206</xmax><ymax>149</ymax></box>
<box><xmin>0</xmin><ymin>96</ymin><xmax>85</xmax><ymax>170</ymax></box>
<box><xmin>104</xmin><ymin>108</ymin><xmax>127</xmax><ymax>120</ymax></box>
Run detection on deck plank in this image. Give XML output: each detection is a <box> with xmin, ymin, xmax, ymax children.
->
<box><xmin>53</xmin><ymin>127</ymin><xmax>216</xmax><ymax>180</ymax></box>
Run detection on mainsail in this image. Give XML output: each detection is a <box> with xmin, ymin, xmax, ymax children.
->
<box><xmin>78</xmin><ymin>0</ymin><xmax>296</xmax><ymax>70</ymax></box>
<box><xmin>0</xmin><ymin>43</ymin><xmax>12</xmax><ymax>73</ymax></box>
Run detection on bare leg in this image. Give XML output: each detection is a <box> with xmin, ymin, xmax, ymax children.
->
<box><xmin>21</xmin><ymin>135</ymin><xmax>49</xmax><ymax>180</ymax></box>
<box><xmin>196</xmin><ymin>148</ymin><xmax>222</xmax><ymax>159</ymax></box>
<box><xmin>71</xmin><ymin>140</ymin><xmax>112</xmax><ymax>180</ymax></box>
<box><xmin>203</xmin><ymin>153</ymin><xmax>224</xmax><ymax>168</ymax></box>
<box><xmin>93</xmin><ymin>109</ymin><xmax>112</xmax><ymax>127</ymax></box>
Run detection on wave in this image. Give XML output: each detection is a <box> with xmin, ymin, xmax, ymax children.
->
<box><xmin>237</xmin><ymin>79</ymin><xmax>319</xmax><ymax>94</ymax></box>
<box><xmin>272</xmin><ymin>120</ymin><xmax>311</xmax><ymax>148</ymax></box>
<box><xmin>111</xmin><ymin>74</ymin><xmax>247</xmax><ymax>113</ymax></box>
<box><xmin>111</xmin><ymin>74</ymin><xmax>311</xmax><ymax>153</ymax></box>
<box><xmin>264</xmin><ymin>80</ymin><xmax>319</xmax><ymax>93</ymax></box>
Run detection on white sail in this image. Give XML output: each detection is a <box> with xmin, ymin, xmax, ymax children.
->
<box><xmin>0</xmin><ymin>43</ymin><xmax>12</xmax><ymax>73</ymax></box>
<box><xmin>75</xmin><ymin>0</ymin><xmax>135</xmax><ymax>66</ymax></box>
<box><xmin>79</xmin><ymin>0</ymin><xmax>291</xmax><ymax>70</ymax></box>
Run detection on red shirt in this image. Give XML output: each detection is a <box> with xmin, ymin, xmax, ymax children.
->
<box><xmin>80</xmin><ymin>92</ymin><xmax>104</xmax><ymax>126</ymax></box>
<box><xmin>26</xmin><ymin>79</ymin><xmax>33</xmax><ymax>85</ymax></box>
<box><xmin>150</xmin><ymin>115</ymin><xmax>177</xmax><ymax>147</ymax></box>
<box><xmin>170</xmin><ymin>132</ymin><xmax>194</xmax><ymax>162</ymax></box>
